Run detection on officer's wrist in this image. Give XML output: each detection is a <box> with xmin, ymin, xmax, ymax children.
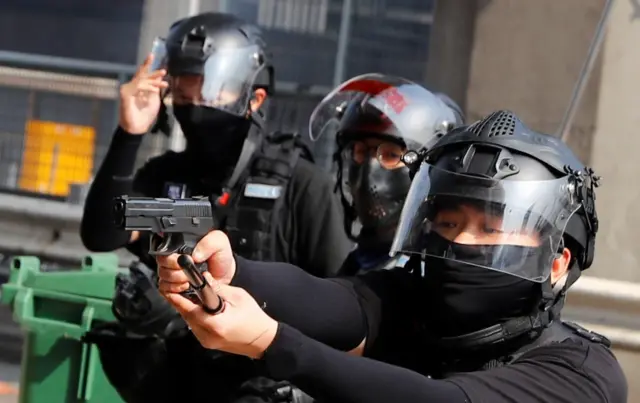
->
<box><xmin>250</xmin><ymin>319</ymin><xmax>279</xmax><ymax>359</ymax></box>
<box><xmin>117</xmin><ymin>123</ymin><xmax>148</xmax><ymax>136</ymax></box>
<box><xmin>107</xmin><ymin>128</ymin><xmax>144</xmax><ymax>176</ymax></box>
<box><xmin>113</xmin><ymin>127</ymin><xmax>145</xmax><ymax>151</ymax></box>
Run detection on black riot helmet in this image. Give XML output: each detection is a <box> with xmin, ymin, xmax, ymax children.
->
<box><xmin>309</xmin><ymin>74</ymin><xmax>463</xmax><ymax>245</ymax></box>
<box><xmin>150</xmin><ymin>13</ymin><xmax>275</xmax><ymax>175</ymax></box>
<box><xmin>152</xmin><ymin>12</ymin><xmax>274</xmax><ymax>115</ymax></box>
<box><xmin>391</xmin><ymin>110</ymin><xmax>600</xmax><ymax>347</ymax></box>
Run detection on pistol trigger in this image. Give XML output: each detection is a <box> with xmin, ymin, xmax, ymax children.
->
<box><xmin>149</xmin><ymin>234</ymin><xmax>164</xmax><ymax>255</ymax></box>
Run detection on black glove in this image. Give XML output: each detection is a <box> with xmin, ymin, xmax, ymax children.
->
<box><xmin>82</xmin><ymin>322</ymin><xmax>173</xmax><ymax>403</ymax></box>
<box><xmin>112</xmin><ymin>260</ymin><xmax>188</xmax><ymax>338</ymax></box>
<box><xmin>232</xmin><ymin>377</ymin><xmax>315</xmax><ymax>403</ymax></box>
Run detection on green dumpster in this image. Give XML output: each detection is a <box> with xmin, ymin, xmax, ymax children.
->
<box><xmin>0</xmin><ymin>254</ymin><xmax>126</xmax><ymax>403</ymax></box>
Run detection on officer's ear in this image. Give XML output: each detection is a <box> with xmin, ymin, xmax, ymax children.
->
<box><xmin>550</xmin><ymin>247</ymin><xmax>572</xmax><ymax>284</ymax></box>
<box><xmin>249</xmin><ymin>88</ymin><xmax>267</xmax><ymax>113</ymax></box>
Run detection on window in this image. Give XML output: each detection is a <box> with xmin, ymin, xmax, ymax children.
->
<box><xmin>258</xmin><ymin>0</ymin><xmax>329</xmax><ymax>34</ymax></box>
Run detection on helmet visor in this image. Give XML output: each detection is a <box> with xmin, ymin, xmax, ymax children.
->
<box><xmin>390</xmin><ymin>162</ymin><xmax>581</xmax><ymax>282</ymax></box>
<box><xmin>150</xmin><ymin>37</ymin><xmax>264</xmax><ymax>117</ymax></box>
<box><xmin>309</xmin><ymin>73</ymin><xmax>456</xmax><ymax>148</ymax></box>
<box><xmin>150</xmin><ymin>37</ymin><xmax>169</xmax><ymax>72</ymax></box>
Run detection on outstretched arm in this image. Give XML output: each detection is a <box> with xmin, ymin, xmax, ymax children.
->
<box><xmin>262</xmin><ymin>323</ymin><xmax>468</xmax><ymax>403</ymax></box>
<box><xmin>157</xmin><ymin>233</ymin><xmax>368</xmax><ymax>352</ymax></box>
<box><xmin>231</xmin><ymin>257</ymin><xmax>367</xmax><ymax>351</ymax></box>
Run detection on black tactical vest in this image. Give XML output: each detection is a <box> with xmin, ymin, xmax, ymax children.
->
<box><xmin>225</xmin><ymin>133</ymin><xmax>313</xmax><ymax>262</ymax></box>
<box><xmin>431</xmin><ymin>320</ymin><xmax>612</xmax><ymax>378</ymax></box>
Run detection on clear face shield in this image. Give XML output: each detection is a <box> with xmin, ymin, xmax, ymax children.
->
<box><xmin>149</xmin><ymin>37</ymin><xmax>265</xmax><ymax>117</ymax></box>
<box><xmin>309</xmin><ymin>73</ymin><xmax>457</xmax><ymax>148</ymax></box>
<box><xmin>390</xmin><ymin>162</ymin><xmax>582</xmax><ymax>282</ymax></box>
<box><xmin>309</xmin><ymin>74</ymin><xmax>459</xmax><ymax>239</ymax></box>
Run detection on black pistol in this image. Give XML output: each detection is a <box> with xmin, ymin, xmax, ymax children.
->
<box><xmin>113</xmin><ymin>195</ymin><xmax>225</xmax><ymax>314</ymax></box>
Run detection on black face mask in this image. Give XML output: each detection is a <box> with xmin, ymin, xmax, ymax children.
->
<box><xmin>173</xmin><ymin>105</ymin><xmax>251</xmax><ymax>169</ymax></box>
<box><xmin>422</xmin><ymin>233</ymin><xmax>543</xmax><ymax>337</ymax></box>
<box><xmin>348</xmin><ymin>158</ymin><xmax>411</xmax><ymax>245</ymax></box>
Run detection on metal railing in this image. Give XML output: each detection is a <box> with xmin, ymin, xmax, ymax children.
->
<box><xmin>567</xmin><ymin>276</ymin><xmax>640</xmax><ymax>351</ymax></box>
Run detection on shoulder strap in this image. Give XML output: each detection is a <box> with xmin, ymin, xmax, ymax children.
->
<box><xmin>506</xmin><ymin>320</ymin><xmax>611</xmax><ymax>364</ymax></box>
<box><xmin>560</xmin><ymin>321</ymin><xmax>611</xmax><ymax>347</ymax></box>
<box><xmin>224</xmin><ymin>121</ymin><xmax>263</xmax><ymax>191</ymax></box>
<box><xmin>253</xmin><ymin>133</ymin><xmax>303</xmax><ymax>180</ymax></box>
<box><xmin>267</xmin><ymin>131</ymin><xmax>315</xmax><ymax>163</ymax></box>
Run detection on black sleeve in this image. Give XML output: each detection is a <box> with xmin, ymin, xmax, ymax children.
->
<box><xmin>262</xmin><ymin>323</ymin><xmax>468</xmax><ymax>403</ymax></box>
<box><xmin>80</xmin><ymin>127</ymin><xmax>143</xmax><ymax>251</ymax></box>
<box><xmin>231</xmin><ymin>257</ymin><xmax>367</xmax><ymax>351</ymax></box>
<box><xmin>290</xmin><ymin>163</ymin><xmax>353</xmax><ymax>277</ymax></box>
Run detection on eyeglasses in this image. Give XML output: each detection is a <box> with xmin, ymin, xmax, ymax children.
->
<box><xmin>345</xmin><ymin>141</ymin><xmax>406</xmax><ymax>169</ymax></box>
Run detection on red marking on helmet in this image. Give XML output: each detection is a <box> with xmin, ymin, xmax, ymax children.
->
<box><xmin>339</xmin><ymin>79</ymin><xmax>393</xmax><ymax>95</ymax></box>
<box><xmin>339</xmin><ymin>79</ymin><xmax>407</xmax><ymax>114</ymax></box>
<box><xmin>380</xmin><ymin>87</ymin><xmax>407</xmax><ymax>114</ymax></box>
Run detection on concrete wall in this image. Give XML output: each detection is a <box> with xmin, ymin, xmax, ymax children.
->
<box><xmin>424</xmin><ymin>0</ymin><xmax>478</xmax><ymax>110</ymax></box>
<box><xmin>464</xmin><ymin>0</ymin><xmax>605</xmax><ymax>163</ymax></box>
<box><xmin>427</xmin><ymin>0</ymin><xmax>639</xmax><ymax>396</ymax></box>
<box><xmin>428</xmin><ymin>0</ymin><xmax>640</xmax><ymax>281</ymax></box>
<box><xmin>426</xmin><ymin>0</ymin><xmax>605</xmax><ymax>162</ymax></box>
<box><xmin>589</xmin><ymin>0</ymin><xmax>640</xmax><ymax>284</ymax></box>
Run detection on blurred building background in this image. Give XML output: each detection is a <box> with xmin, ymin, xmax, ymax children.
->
<box><xmin>0</xmin><ymin>0</ymin><xmax>639</xmax><ymax>400</ymax></box>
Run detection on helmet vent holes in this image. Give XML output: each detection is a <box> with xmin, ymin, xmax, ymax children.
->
<box><xmin>488</xmin><ymin>113</ymin><xmax>517</xmax><ymax>137</ymax></box>
<box><xmin>469</xmin><ymin>110</ymin><xmax>519</xmax><ymax>138</ymax></box>
<box><xmin>469</xmin><ymin>118</ymin><xmax>491</xmax><ymax>137</ymax></box>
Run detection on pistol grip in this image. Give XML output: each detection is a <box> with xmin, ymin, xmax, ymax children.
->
<box><xmin>177</xmin><ymin>254</ymin><xmax>224</xmax><ymax>314</ymax></box>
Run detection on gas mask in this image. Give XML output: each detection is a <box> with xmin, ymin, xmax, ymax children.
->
<box><xmin>347</xmin><ymin>158</ymin><xmax>412</xmax><ymax>245</ymax></box>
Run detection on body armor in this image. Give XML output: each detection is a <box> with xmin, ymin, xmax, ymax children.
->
<box><xmin>225</xmin><ymin>133</ymin><xmax>312</xmax><ymax>261</ymax></box>
<box><xmin>431</xmin><ymin>320</ymin><xmax>611</xmax><ymax>379</ymax></box>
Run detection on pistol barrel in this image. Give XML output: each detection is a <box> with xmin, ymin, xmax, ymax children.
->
<box><xmin>113</xmin><ymin>196</ymin><xmax>215</xmax><ymax>234</ymax></box>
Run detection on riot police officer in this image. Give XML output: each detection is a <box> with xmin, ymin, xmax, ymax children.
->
<box><xmin>82</xmin><ymin>11</ymin><xmax>350</xmax><ymax>276</ymax></box>
<box><xmin>308</xmin><ymin>74</ymin><xmax>463</xmax><ymax>274</ymax></box>
<box><xmin>157</xmin><ymin>109</ymin><xmax>627</xmax><ymax>403</ymax></box>
<box><xmin>81</xmin><ymin>12</ymin><xmax>351</xmax><ymax>403</ymax></box>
